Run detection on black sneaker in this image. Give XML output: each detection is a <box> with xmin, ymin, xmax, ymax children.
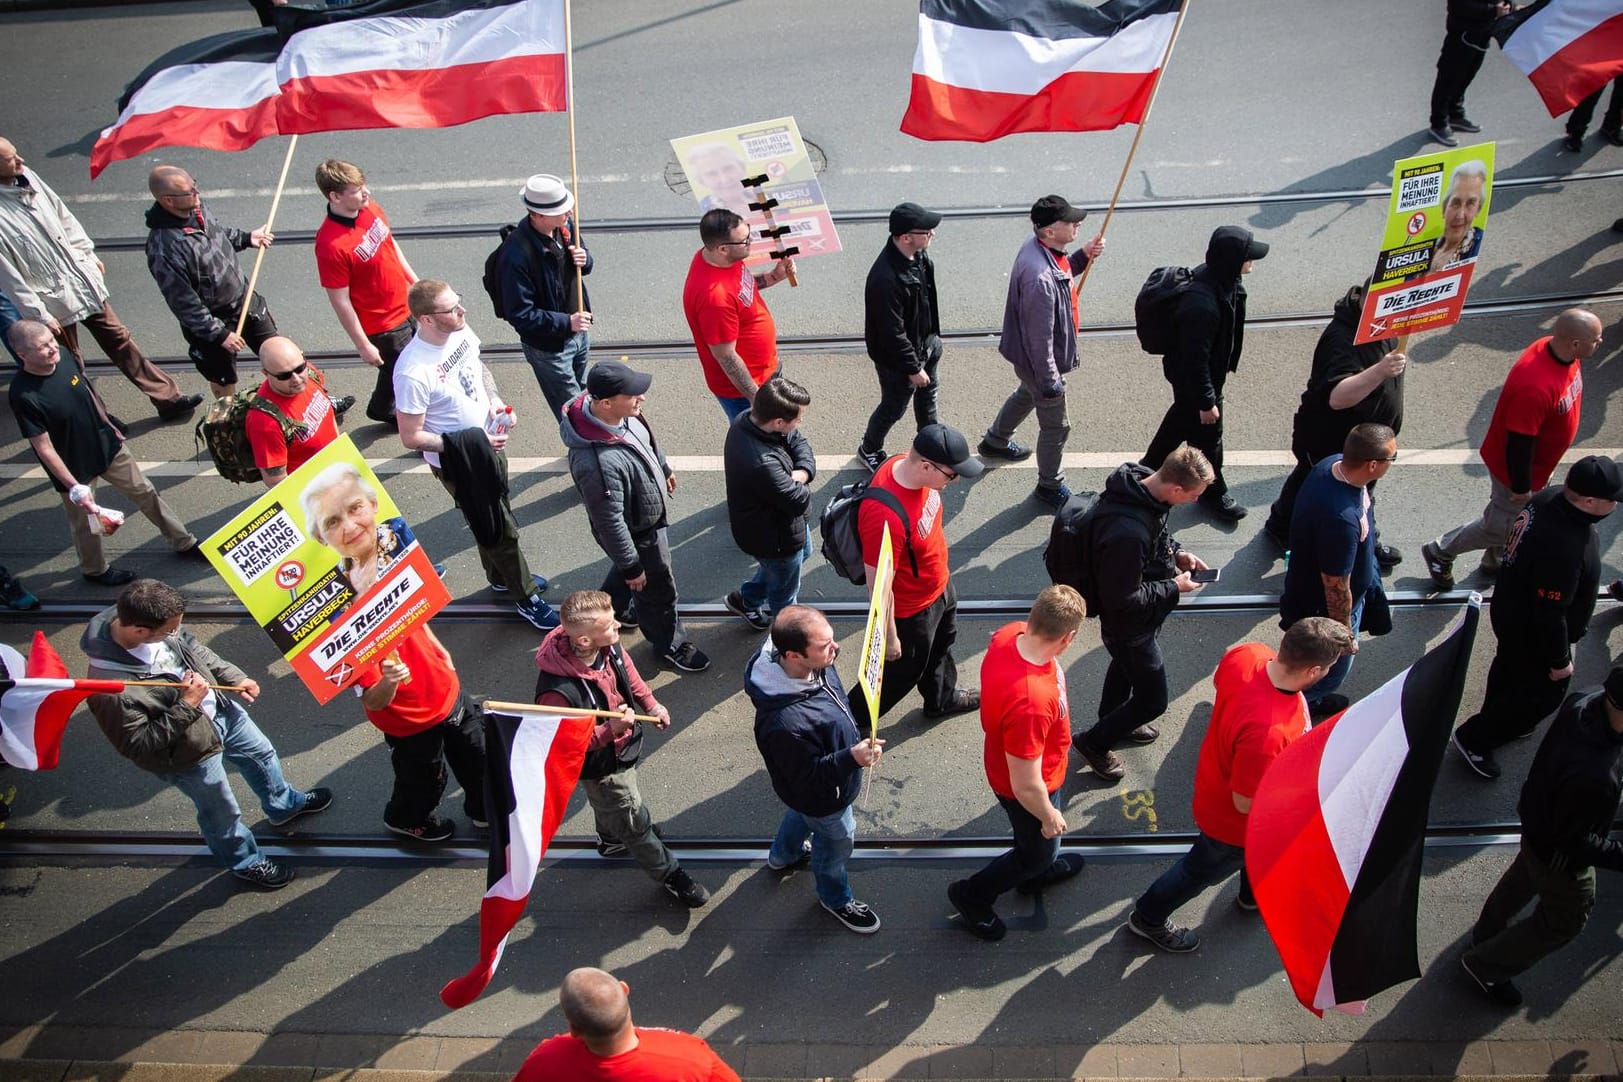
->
<box><xmin>489</xmin><ymin>572</ymin><xmax>550</xmax><ymax>594</ymax></box>
<box><xmin>1452</xmin><ymin>730</ymin><xmax>1500</xmax><ymax>780</ymax></box>
<box><xmin>83</xmin><ymin>567</ymin><xmax>136</xmax><ymax>587</ymax></box>
<box><xmin>661</xmin><ymin>643</ymin><xmax>711</xmax><ymax>673</ymax></box>
<box><xmin>515</xmin><ymin>595</ymin><xmax>561</xmax><ymax>632</ymax></box>
<box><xmin>662</xmin><ymin>867</ymin><xmax>710</xmax><ymax>908</ymax></box>
<box><xmin>1127</xmin><ymin>910</ymin><xmax>1200</xmax><ymax>953</ymax></box>
<box><xmin>977</xmin><ymin>438</ymin><xmax>1032</xmax><ymax>462</ymax></box>
<box><xmin>1421</xmin><ymin>541</ymin><xmax>1455</xmax><ymax>589</ymax></box>
<box><xmin>1032</xmin><ymin>482</ymin><xmax>1072</xmax><ymax>509</ymax></box>
<box><xmin>1200</xmin><ymin>492</ymin><xmax>1248</xmax><ymax>521</ymax></box>
<box><xmin>179</xmin><ymin>541</ymin><xmax>210</xmax><ymax>561</ymax></box>
<box><xmin>947</xmin><ymin>880</ymin><xmax>1006</xmax><ymax>941</ymax></box>
<box><xmin>1071</xmin><ymin>735</ymin><xmax>1125</xmax><ymax>782</ymax></box>
<box><xmin>1429</xmin><ymin>123</ymin><xmax>1459</xmax><ymax>147</ymax></box>
<box><xmin>269</xmin><ymin>787</ymin><xmax>334</xmax><ymax>827</ymax></box>
<box><xmin>0</xmin><ymin>572</ymin><xmax>40</xmax><ymax>612</ymax></box>
<box><xmin>1235</xmin><ymin>890</ymin><xmax>1259</xmax><ymax>913</ymax></box>
<box><xmin>1602</xmin><ymin>127</ymin><xmax>1623</xmax><ymax>147</ymax></box>
<box><xmin>1563</xmin><ymin>132</ymin><xmax>1584</xmax><ymax>152</ymax></box>
<box><xmin>232</xmin><ymin>858</ymin><xmax>296</xmax><ymax>890</ymax></box>
<box><xmin>923</xmin><ymin>688</ymin><xmax>980</xmax><ymax>719</ymax></box>
<box><xmin>596</xmin><ymin>837</ymin><xmax>630</xmax><ymax>858</ymax></box>
<box><xmin>1449</xmin><ymin>115</ymin><xmax>1482</xmax><ymax>134</ymax></box>
<box><xmin>1261</xmin><ymin>520</ymin><xmax>1289</xmax><ymax>553</ymax></box>
<box><xmin>856</xmin><ymin>444</ymin><xmax>888</xmax><ymax>474</ymax></box>
<box><xmin>1460</xmin><ymin>955</ymin><xmax>1522</xmax><ymax>1007</ymax></box>
<box><xmin>331</xmin><ymin>394</ymin><xmax>356</xmax><ymax>417</ymax></box>
<box><xmin>1374</xmin><ymin>542</ymin><xmax>1403</xmax><ymax>569</ymax></box>
<box><xmin>821</xmin><ymin>898</ymin><xmax>882</xmax><ymax>934</ymax></box>
<box><xmin>1016</xmin><ymin>852</ymin><xmax>1086</xmax><ymax>896</ymax></box>
<box><xmin>1608</xmin><ymin>579</ymin><xmax>1623</xmax><ymax>604</ymax></box>
<box><xmin>155</xmin><ymin>393</ymin><xmax>204</xmax><ymax>421</ymax></box>
<box><xmin>724</xmin><ymin>590</ymin><xmax>771</xmax><ymax>631</ymax></box>
<box><xmin>386</xmin><ymin>815</ymin><xmax>455</xmax><ymax>843</ymax></box>
<box><xmin>1309</xmin><ymin>693</ymin><xmax>1349</xmax><ymax>721</ymax></box>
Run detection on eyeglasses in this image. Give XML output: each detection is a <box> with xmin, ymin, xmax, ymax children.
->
<box><xmin>718</xmin><ymin>237</ymin><xmax>752</xmax><ymax>249</ymax></box>
<box><xmin>907</xmin><ymin>229</ymin><xmax>936</xmax><ymax>237</ymax></box>
<box><xmin>264</xmin><ymin>361</ymin><xmax>309</xmax><ymax>381</ymax></box>
<box><xmin>1373</xmin><ymin>453</ymin><xmax>1399</xmax><ymax>463</ymax></box>
<box><xmin>161</xmin><ymin>186</ymin><xmax>200</xmax><ymax>199</ymax></box>
<box><xmin>430</xmin><ymin>301</ymin><xmax>466</xmax><ymax>317</ymax></box>
<box><xmin>924</xmin><ymin>461</ymin><xmax>959</xmax><ymax>482</ymax></box>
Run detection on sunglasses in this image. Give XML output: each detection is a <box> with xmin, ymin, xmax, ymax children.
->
<box><xmin>264</xmin><ymin>361</ymin><xmax>309</xmax><ymax>381</ymax></box>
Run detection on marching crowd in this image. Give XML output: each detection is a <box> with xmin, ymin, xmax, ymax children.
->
<box><xmin>2</xmin><ymin>135</ymin><xmax>1622</xmax><ymax>1050</ymax></box>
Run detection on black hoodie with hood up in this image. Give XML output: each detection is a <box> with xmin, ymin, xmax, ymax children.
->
<box><xmin>1162</xmin><ymin>225</ymin><xmax>1256</xmax><ymax>410</ymax></box>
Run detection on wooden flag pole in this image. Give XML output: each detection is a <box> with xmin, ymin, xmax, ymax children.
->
<box><xmin>564</xmin><ymin>0</ymin><xmax>586</xmax><ymax>314</ymax></box>
<box><xmin>235</xmin><ymin>133</ymin><xmax>299</xmax><ymax>337</ymax></box>
<box><xmin>122</xmin><ymin>680</ymin><xmax>252</xmax><ymax>693</ymax></box>
<box><xmin>483</xmin><ymin>699</ymin><xmax>660</xmax><ymax>724</ymax></box>
<box><xmin>1074</xmin><ymin>0</ymin><xmax>1191</xmax><ymax>297</ymax></box>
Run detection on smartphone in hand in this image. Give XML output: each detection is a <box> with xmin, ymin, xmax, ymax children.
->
<box><xmin>1190</xmin><ymin>567</ymin><xmax>1221</xmax><ymax>584</ymax></box>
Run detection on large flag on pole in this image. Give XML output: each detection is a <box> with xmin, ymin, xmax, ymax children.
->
<box><xmin>1245</xmin><ymin>598</ymin><xmax>1481</xmax><ymax>1015</ymax></box>
<box><xmin>1494</xmin><ymin>0</ymin><xmax>1623</xmax><ymax>116</ymax></box>
<box><xmin>91</xmin><ymin>0</ymin><xmax>568</xmax><ymax>177</ymax></box>
<box><xmin>901</xmin><ymin>0</ymin><xmax>1181</xmax><ymax>142</ymax></box>
<box><xmin>440</xmin><ymin>707</ymin><xmax>591</xmax><ymax>1009</ymax></box>
<box><xmin>0</xmin><ymin>632</ymin><xmax>125</xmax><ymax>771</ymax></box>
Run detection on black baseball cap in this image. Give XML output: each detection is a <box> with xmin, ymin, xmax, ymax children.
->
<box><xmin>586</xmin><ymin>361</ymin><xmax>652</xmax><ymax>398</ymax></box>
<box><xmin>1030</xmin><ymin>195</ymin><xmax>1088</xmax><ymax>227</ymax></box>
<box><xmin>913</xmin><ymin>423</ymin><xmax>984</xmax><ymax>478</ymax></box>
<box><xmin>889</xmin><ymin>201</ymin><xmax>942</xmax><ymax>235</ymax></box>
<box><xmin>1564</xmin><ymin>455</ymin><xmax>1623</xmax><ymax>500</ymax></box>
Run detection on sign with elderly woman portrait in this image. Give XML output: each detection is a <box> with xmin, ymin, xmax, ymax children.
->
<box><xmin>1355</xmin><ymin>142</ymin><xmax>1496</xmax><ymax>344</ymax></box>
<box><xmin>199</xmin><ymin>436</ymin><xmax>451</xmax><ymax>704</ymax></box>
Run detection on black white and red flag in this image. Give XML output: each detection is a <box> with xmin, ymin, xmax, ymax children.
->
<box><xmin>1245</xmin><ymin>599</ymin><xmax>1481</xmax><ymax>1015</ymax></box>
<box><xmin>1494</xmin><ymin>0</ymin><xmax>1623</xmax><ymax>116</ymax></box>
<box><xmin>900</xmin><ymin>0</ymin><xmax>1181</xmax><ymax>142</ymax></box>
<box><xmin>91</xmin><ymin>0</ymin><xmax>567</xmax><ymax>177</ymax></box>
<box><xmin>440</xmin><ymin>707</ymin><xmax>591</xmax><ymax>1010</ymax></box>
<box><xmin>0</xmin><ymin>632</ymin><xmax>125</xmax><ymax>771</ymax></box>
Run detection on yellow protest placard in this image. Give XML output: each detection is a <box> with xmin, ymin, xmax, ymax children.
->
<box><xmin>857</xmin><ymin>523</ymin><xmax>895</xmax><ymax>742</ymax></box>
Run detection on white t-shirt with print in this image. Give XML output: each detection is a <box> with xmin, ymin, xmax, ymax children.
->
<box><xmin>393</xmin><ymin>326</ymin><xmax>492</xmax><ymax>468</ymax></box>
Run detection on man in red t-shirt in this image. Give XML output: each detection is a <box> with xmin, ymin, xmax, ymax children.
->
<box><xmin>681</xmin><ymin>208</ymin><xmax>794</xmax><ymax>421</ymax></box>
<box><xmin>1423</xmin><ymin>308</ymin><xmax>1602</xmax><ymax>588</ymax></box>
<box><xmin>851</xmin><ymin>424</ymin><xmax>983</xmax><ymax>730</ymax></box>
<box><xmin>314</xmin><ymin>159</ymin><xmax>418</xmax><ymax>426</ymax></box>
<box><xmin>947</xmin><ymin>586</ymin><xmax>1089</xmax><ymax>941</ymax></box>
<box><xmin>355</xmin><ymin>623</ymin><xmax>485</xmax><ymax>843</ymax></box>
<box><xmin>1125</xmin><ymin>618</ymin><xmax>1355</xmax><ymax>953</ymax></box>
<box><xmin>245</xmin><ymin>337</ymin><xmax>344</xmax><ymax>488</ymax></box>
<box><xmin>512</xmin><ymin>966</ymin><xmax>739</xmax><ymax>1082</ymax></box>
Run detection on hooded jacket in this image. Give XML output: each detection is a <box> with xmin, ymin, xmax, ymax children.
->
<box><xmin>1163</xmin><ymin>225</ymin><xmax>1254</xmax><ymax>409</ymax></box>
<box><xmin>723</xmin><ymin>412</ymin><xmax>816</xmax><ymax>559</ymax></box>
<box><xmin>499</xmin><ymin>215</ymin><xmax>592</xmax><ymax>352</ymax></box>
<box><xmin>533</xmin><ymin>624</ymin><xmax>655</xmax><ymax>780</ymax></box>
<box><xmin>746</xmin><ymin>639</ymin><xmax>864</xmax><ymax>818</ymax></box>
<box><xmin>0</xmin><ymin>167</ymin><xmax>108</xmax><ymax>324</ymax></box>
<box><xmin>560</xmin><ymin>394</ymin><xmax>671</xmax><ymax>579</ymax></box>
<box><xmin>1517</xmin><ymin>686</ymin><xmax>1623</xmax><ymax>874</ymax></box>
<box><xmin>998</xmin><ymin>235</ymin><xmax>1081</xmax><ymax>396</ymax></box>
<box><xmin>864</xmin><ymin>239</ymin><xmax>941</xmax><ymax>375</ymax></box>
<box><xmin>1088</xmin><ymin>463</ymin><xmax>1181</xmax><ymax>640</ymax></box>
<box><xmin>80</xmin><ymin>605</ymin><xmax>250</xmax><ymax>775</ymax></box>
<box><xmin>143</xmin><ymin>200</ymin><xmax>253</xmax><ymax>344</ymax></box>
<box><xmin>1290</xmin><ymin>284</ymin><xmax>1402</xmax><ymax>461</ymax></box>
<box><xmin>1490</xmin><ymin>487</ymin><xmax>1602</xmax><ymax>670</ymax></box>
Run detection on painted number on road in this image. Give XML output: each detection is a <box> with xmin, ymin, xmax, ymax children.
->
<box><xmin>1121</xmin><ymin>789</ymin><xmax>1158</xmax><ymax>832</ymax></box>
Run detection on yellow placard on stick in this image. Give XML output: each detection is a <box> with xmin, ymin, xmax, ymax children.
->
<box><xmin>857</xmin><ymin>523</ymin><xmax>895</xmax><ymax>742</ymax></box>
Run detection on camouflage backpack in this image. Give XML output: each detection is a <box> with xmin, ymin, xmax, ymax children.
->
<box><xmin>195</xmin><ymin>392</ymin><xmax>307</xmax><ymax>484</ymax></box>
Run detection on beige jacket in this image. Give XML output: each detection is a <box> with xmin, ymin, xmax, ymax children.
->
<box><xmin>0</xmin><ymin>167</ymin><xmax>107</xmax><ymax>324</ymax></box>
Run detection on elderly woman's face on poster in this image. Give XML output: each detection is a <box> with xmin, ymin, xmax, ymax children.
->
<box><xmin>315</xmin><ymin>475</ymin><xmax>379</xmax><ymax>565</ymax></box>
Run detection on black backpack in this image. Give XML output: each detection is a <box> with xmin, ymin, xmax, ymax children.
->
<box><xmin>1133</xmin><ymin>265</ymin><xmax>1195</xmax><ymax>355</ymax></box>
<box><xmin>819</xmin><ymin>481</ymin><xmax>918</xmax><ymax>586</ymax></box>
<box><xmin>1043</xmin><ymin>490</ymin><xmax>1102</xmax><ymax>615</ymax></box>
<box><xmin>482</xmin><ymin>222</ymin><xmax>548</xmax><ymax>321</ymax></box>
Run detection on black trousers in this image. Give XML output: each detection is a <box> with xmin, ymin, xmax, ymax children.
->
<box><xmin>861</xmin><ymin>352</ymin><xmax>940</xmax><ymax>454</ymax></box>
<box><xmin>1429</xmin><ymin>28</ymin><xmax>1488</xmax><ymax>128</ymax></box>
<box><xmin>960</xmin><ymin>791</ymin><xmax>1063</xmax><ymax>907</ymax></box>
<box><xmin>184</xmin><ymin>293</ymin><xmax>277</xmax><ymax>387</ymax></box>
<box><xmin>1455</xmin><ymin>645</ymin><xmax>1572</xmax><ymax>753</ymax></box>
<box><xmin>1081</xmin><ymin>631</ymin><xmax>1168</xmax><ymax>754</ymax></box>
<box><xmin>1144</xmin><ymin>397</ymin><xmax>1226</xmax><ymax>497</ymax></box>
<box><xmin>1567</xmin><ymin>77</ymin><xmax>1623</xmax><ymax>136</ymax></box>
<box><xmin>382</xmin><ymin>693</ymin><xmax>487</xmax><ymax>829</ymax></box>
<box><xmin>849</xmin><ymin>579</ymin><xmax>959</xmax><ymax>727</ymax></box>
<box><xmin>602</xmin><ymin>527</ymin><xmax>690</xmax><ymax>657</ymax></box>
<box><xmin>364</xmin><ymin>319</ymin><xmax>415</xmax><ymax>422</ymax></box>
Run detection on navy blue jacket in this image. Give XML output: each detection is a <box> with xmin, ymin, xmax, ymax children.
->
<box><xmin>747</xmin><ymin>642</ymin><xmax>863</xmax><ymax>818</ymax></box>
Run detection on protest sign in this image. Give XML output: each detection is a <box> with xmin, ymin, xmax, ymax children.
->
<box><xmin>857</xmin><ymin>524</ymin><xmax>895</xmax><ymax>742</ymax></box>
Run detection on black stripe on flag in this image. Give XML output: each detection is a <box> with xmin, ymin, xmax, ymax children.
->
<box><xmin>479</xmin><ymin>706</ymin><xmax>521</xmax><ymax>889</ymax></box>
<box><xmin>117</xmin><ymin>29</ymin><xmax>284</xmax><ymax>112</ymax></box>
<box><xmin>1325</xmin><ymin>599</ymin><xmax>1480</xmax><ymax>1004</ymax></box>
<box><xmin>918</xmin><ymin>0</ymin><xmax>1180</xmax><ymax>41</ymax></box>
<box><xmin>269</xmin><ymin>0</ymin><xmax>532</xmax><ymax>36</ymax></box>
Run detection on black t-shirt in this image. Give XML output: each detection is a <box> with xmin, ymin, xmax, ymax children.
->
<box><xmin>1291</xmin><ymin>318</ymin><xmax>1401</xmax><ymax>460</ymax></box>
<box><xmin>8</xmin><ymin>361</ymin><xmax>122</xmax><ymax>492</ymax></box>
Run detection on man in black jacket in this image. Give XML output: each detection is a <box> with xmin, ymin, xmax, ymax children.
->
<box><xmin>1263</xmin><ymin>283</ymin><xmax>1407</xmax><ymax>569</ymax></box>
<box><xmin>1142</xmin><ymin>226</ymin><xmax>1268</xmax><ymax>522</ymax></box>
<box><xmin>144</xmin><ymin>166</ymin><xmax>279</xmax><ymax>399</ymax></box>
<box><xmin>746</xmin><ymin>605</ymin><xmax>885</xmax><ymax>934</ymax></box>
<box><xmin>1460</xmin><ymin>665</ymin><xmax>1623</xmax><ymax>1008</ymax></box>
<box><xmin>1072</xmin><ymin>446</ymin><xmax>1212</xmax><ymax>783</ymax></box>
<box><xmin>500</xmin><ymin>174</ymin><xmax>593</xmax><ymax>424</ymax></box>
<box><xmin>858</xmin><ymin>202</ymin><xmax>944</xmax><ymax>473</ymax></box>
<box><xmin>1428</xmin><ymin>0</ymin><xmax>1513</xmax><ymax>146</ymax></box>
<box><xmin>723</xmin><ymin>377</ymin><xmax>816</xmax><ymax>629</ymax></box>
<box><xmin>1452</xmin><ymin>455</ymin><xmax>1620</xmax><ymax>780</ymax></box>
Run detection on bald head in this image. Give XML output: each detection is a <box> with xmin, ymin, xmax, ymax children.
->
<box><xmin>1551</xmin><ymin>308</ymin><xmax>1604</xmax><ymax>363</ymax></box>
<box><xmin>148</xmin><ymin>165</ymin><xmax>192</xmax><ymax>197</ymax></box>
<box><xmin>559</xmin><ymin>967</ymin><xmax>632</xmax><ymax>1047</ymax></box>
<box><xmin>0</xmin><ymin>138</ymin><xmax>22</xmax><ymax>182</ymax></box>
<box><xmin>259</xmin><ymin>337</ymin><xmax>302</xmax><ymax>369</ymax></box>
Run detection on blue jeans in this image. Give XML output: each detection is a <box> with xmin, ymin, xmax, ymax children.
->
<box><xmin>960</xmin><ymin>791</ymin><xmax>1063</xmax><ymax>906</ymax></box>
<box><xmin>770</xmin><ymin>802</ymin><xmax>857</xmax><ymax>909</ymax></box>
<box><xmin>739</xmin><ymin>531</ymin><xmax>813</xmax><ymax>617</ymax></box>
<box><xmin>523</xmin><ymin>332</ymin><xmax>590</xmax><ymax>422</ymax></box>
<box><xmin>1305</xmin><ymin>595</ymin><xmax>1364</xmax><ymax>708</ymax></box>
<box><xmin>164</xmin><ymin>699</ymin><xmax>307</xmax><ymax>871</ymax></box>
<box><xmin>715</xmin><ymin>394</ymin><xmax>752</xmax><ymax>421</ymax></box>
<box><xmin>1134</xmin><ymin>831</ymin><xmax>1249</xmax><ymax>925</ymax></box>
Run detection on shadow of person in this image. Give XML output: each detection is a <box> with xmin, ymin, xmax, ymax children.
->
<box><xmin>1246</xmin><ymin>136</ymin><xmax>1431</xmax><ymax>233</ymax></box>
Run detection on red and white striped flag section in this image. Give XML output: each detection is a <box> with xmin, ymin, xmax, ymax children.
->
<box><xmin>1245</xmin><ymin>598</ymin><xmax>1481</xmax><ymax>1016</ymax></box>
<box><xmin>1494</xmin><ymin>0</ymin><xmax>1623</xmax><ymax>116</ymax></box>
<box><xmin>901</xmin><ymin>0</ymin><xmax>1181</xmax><ymax>143</ymax></box>
<box><xmin>0</xmin><ymin>632</ymin><xmax>125</xmax><ymax>771</ymax></box>
<box><xmin>440</xmin><ymin>707</ymin><xmax>591</xmax><ymax>1010</ymax></box>
<box><xmin>91</xmin><ymin>0</ymin><xmax>567</xmax><ymax>178</ymax></box>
